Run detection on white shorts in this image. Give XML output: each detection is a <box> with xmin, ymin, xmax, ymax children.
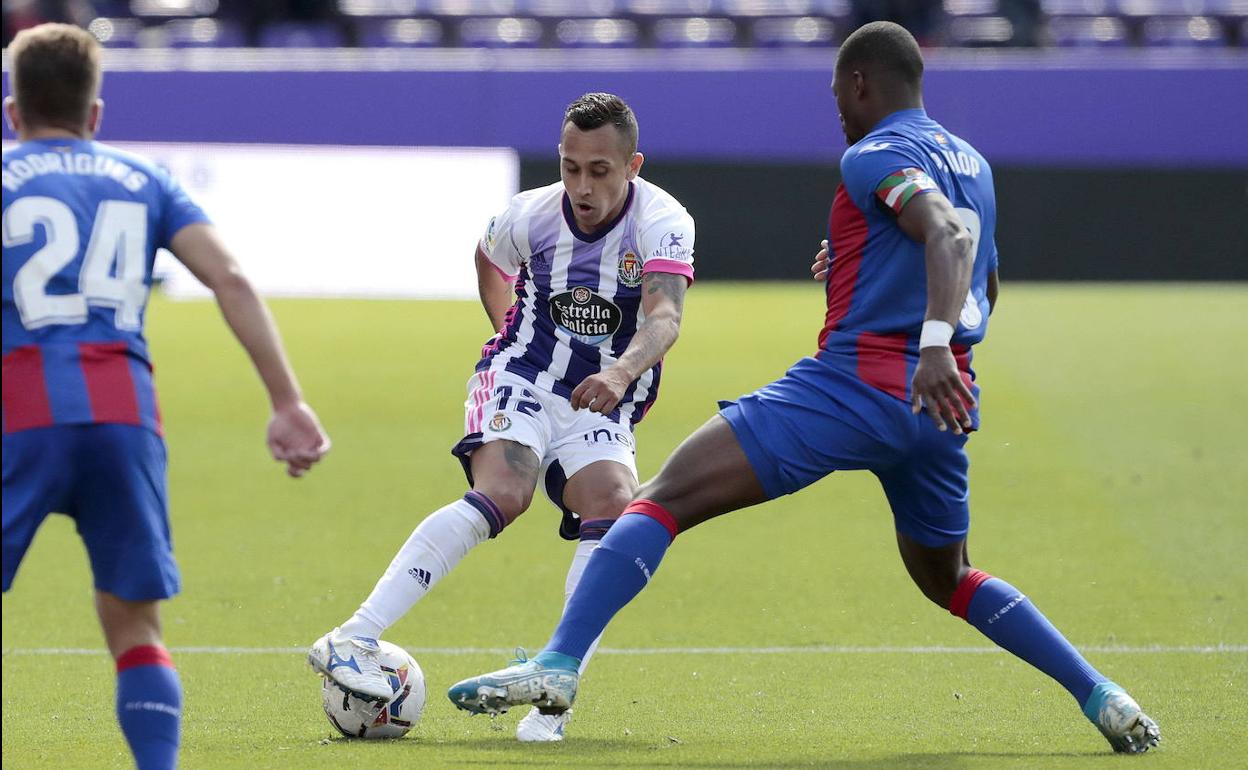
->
<box><xmin>452</xmin><ymin>369</ymin><xmax>638</xmax><ymax>538</ymax></box>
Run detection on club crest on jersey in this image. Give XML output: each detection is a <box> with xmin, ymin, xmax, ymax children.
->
<box><xmin>489</xmin><ymin>412</ymin><xmax>511</xmax><ymax>431</ymax></box>
<box><xmin>550</xmin><ymin>287</ymin><xmax>622</xmax><ymax>345</ymax></box>
<box><xmin>618</xmin><ymin>251</ymin><xmax>643</xmax><ymax>287</ymax></box>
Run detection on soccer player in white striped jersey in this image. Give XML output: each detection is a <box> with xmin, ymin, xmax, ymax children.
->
<box><xmin>309</xmin><ymin>93</ymin><xmax>695</xmax><ymax>742</ymax></box>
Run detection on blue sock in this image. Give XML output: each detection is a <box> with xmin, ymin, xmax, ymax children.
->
<box><xmin>541</xmin><ymin>508</ymin><xmax>675</xmax><ymax>664</ymax></box>
<box><xmin>952</xmin><ymin>570</ymin><xmax>1108</xmax><ymax>707</ymax></box>
<box><xmin>116</xmin><ymin>645</ymin><xmax>182</xmax><ymax>770</ymax></box>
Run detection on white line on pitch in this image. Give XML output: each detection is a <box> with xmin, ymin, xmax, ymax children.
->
<box><xmin>2</xmin><ymin>644</ymin><xmax>1245</xmax><ymax>656</ymax></box>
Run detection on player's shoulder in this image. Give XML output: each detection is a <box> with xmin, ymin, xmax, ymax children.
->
<box><xmin>631</xmin><ymin>176</ymin><xmax>692</xmax><ymax>227</ymax></box>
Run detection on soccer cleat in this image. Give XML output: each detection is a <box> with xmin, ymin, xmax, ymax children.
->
<box><xmin>516</xmin><ymin>707</ymin><xmax>572</xmax><ymax>742</ymax></box>
<box><xmin>447</xmin><ymin>649</ymin><xmax>579</xmax><ymax>716</ymax></box>
<box><xmin>308</xmin><ymin>628</ymin><xmax>394</xmax><ymax>704</ymax></box>
<box><xmin>1083</xmin><ymin>682</ymin><xmax>1161</xmax><ymax>754</ymax></box>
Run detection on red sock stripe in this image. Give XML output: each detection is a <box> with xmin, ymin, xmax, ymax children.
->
<box><xmin>949</xmin><ymin>568</ymin><xmax>993</xmax><ymax>619</ymax></box>
<box><xmin>116</xmin><ymin>644</ymin><xmax>174</xmax><ymax>673</ymax></box>
<box><xmin>624</xmin><ymin>499</ymin><xmax>678</xmax><ymax>541</ymax></box>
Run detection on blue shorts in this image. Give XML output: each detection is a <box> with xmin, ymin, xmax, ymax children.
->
<box><xmin>2</xmin><ymin>424</ymin><xmax>179</xmax><ymax>600</ymax></box>
<box><xmin>720</xmin><ymin>354</ymin><xmax>975</xmax><ymax>547</ymax></box>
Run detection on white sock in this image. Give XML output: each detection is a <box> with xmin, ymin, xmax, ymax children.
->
<box><xmin>564</xmin><ymin>538</ymin><xmax>605</xmax><ymax>675</ymax></box>
<box><xmin>339</xmin><ymin>497</ymin><xmax>490</xmax><ymax>639</ymax></box>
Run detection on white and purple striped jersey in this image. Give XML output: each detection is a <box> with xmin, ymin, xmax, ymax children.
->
<box><xmin>477</xmin><ymin>177</ymin><xmax>695</xmax><ymax>426</ymax></box>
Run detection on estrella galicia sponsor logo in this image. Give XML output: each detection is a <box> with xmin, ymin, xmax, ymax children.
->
<box><xmin>489</xmin><ymin>411</ymin><xmax>512</xmax><ymax>431</ymax></box>
<box><xmin>649</xmin><ymin>232</ymin><xmax>692</xmax><ymax>263</ymax></box>
<box><xmin>407</xmin><ymin>567</ymin><xmax>431</xmax><ymax>589</ymax></box>
<box><xmin>549</xmin><ymin>286</ymin><xmax>622</xmax><ymax>345</ymax></box>
<box><xmin>618</xmin><ymin>250</ymin><xmax>643</xmax><ymax>287</ymax></box>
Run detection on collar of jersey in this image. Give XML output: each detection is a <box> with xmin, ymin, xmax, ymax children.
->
<box><xmin>561</xmin><ymin>181</ymin><xmax>636</xmax><ymax>244</ymax></box>
<box><xmin>872</xmin><ymin>107</ymin><xmax>929</xmax><ymax>133</ymax></box>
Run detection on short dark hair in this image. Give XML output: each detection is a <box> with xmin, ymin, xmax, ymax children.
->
<box><xmin>836</xmin><ymin>21</ymin><xmax>924</xmax><ymax>89</ymax></box>
<box><xmin>563</xmin><ymin>92</ymin><xmax>638</xmax><ymax>155</ymax></box>
<box><xmin>8</xmin><ymin>23</ymin><xmax>103</xmax><ymax>133</ymax></box>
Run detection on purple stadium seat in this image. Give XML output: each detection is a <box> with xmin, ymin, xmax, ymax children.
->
<box><xmin>1142</xmin><ymin>15</ymin><xmax>1228</xmax><ymax>44</ymax></box>
<box><xmin>623</xmin><ymin>0</ymin><xmax>718</xmax><ymax>15</ymax></box>
<box><xmin>1047</xmin><ymin>15</ymin><xmax>1129</xmax><ymax>45</ymax></box>
<box><xmin>428</xmin><ymin>0</ymin><xmax>519</xmax><ymax>15</ymax></box>
<box><xmin>128</xmin><ymin>0</ymin><xmax>218</xmax><ymax>17</ymax></box>
<box><xmin>652</xmin><ymin>16</ymin><xmax>739</xmax><ymax>45</ymax></box>
<box><xmin>257</xmin><ymin>22</ymin><xmax>347</xmax><ymax>47</ymax></box>
<box><xmin>87</xmin><ymin>17</ymin><xmax>144</xmax><ymax>47</ymax></box>
<box><xmin>751</xmin><ymin>15</ymin><xmax>837</xmax><ymax>46</ymax></box>
<box><xmin>947</xmin><ymin>15</ymin><xmax>1016</xmax><ymax>44</ymax></box>
<box><xmin>1040</xmin><ymin>0</ymin><xmax>1116</xmax><ymax>13</ymax></box>
<box><xmin>554</xmin><ymin>18</ymin><xmax>640</xmax><ymax>46</ymax></box>
<box><xmin>338</xmin><ymin>0</ymin><xmax>426</xmax><ymax>15</ymax></box>
<box><xmin>943</xmin><ymin>0</ymin><xmax>1002</xmax><ymax>15</ymax></box>
<box><xmin>164</xmin><ymin>18</ymin><xmax>246</xmax><ymax>47</ymax></box>
<box><xmin>712</xmin><ymin>0</ymin><xmax>842</xmax><ymax>15</ymax></box>
<box><xmin>459</xmin><ymin>16</ymin><xmax>544</xmax><ymax>46</ymax></box>
<box><xmin>518</xmin><ymin>0</ymin><xmax>620</xmax><ymax>17</ymax></box>
<box><xmin>358</xmin><ymin>18</ymin><xmax>446</xmax><ymax>46</ymax></box>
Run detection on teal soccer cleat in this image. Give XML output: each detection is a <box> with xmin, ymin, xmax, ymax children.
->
<box><xmin>1083</xmin><ymin>682</ymin><xmax>1161</xmax><ymax>754</ymax></box>
<box><xmin>447</xmin><ymin>650</ymin><xmax>579</xmax><ymax>716</ymax></box>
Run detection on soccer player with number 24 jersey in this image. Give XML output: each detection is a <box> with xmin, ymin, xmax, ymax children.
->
<box><xmin>3</xmin><ymin>24</ymin><xmax>330</xmax><ymax>770</ymax></box>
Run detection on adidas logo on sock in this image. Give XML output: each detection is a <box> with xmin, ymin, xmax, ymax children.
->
<box><xmin>407</xmin><ymin>567</ymin><xmax>431</xmax><ymax>589</ymax></box>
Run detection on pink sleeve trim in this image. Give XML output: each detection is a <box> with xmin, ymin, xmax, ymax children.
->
<box><xmin>479</xmin><ymin>243</ymin><xmax>517</xmax><ymax>283</ymax></box>
<box><xmin>643</xmin><ymin>258</ymin><xmax>695</xmax><ymax>284</ymax></box>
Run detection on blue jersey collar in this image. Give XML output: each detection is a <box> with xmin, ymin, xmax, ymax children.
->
<box><xmin>872</xmin><ymin>108</ymin><xmax>928</xmax><ymax>132</ymax></box>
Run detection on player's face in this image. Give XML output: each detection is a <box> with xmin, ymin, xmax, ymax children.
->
<box><xmin>832</xmin><ymin>69</ymin><xmax>866</xmax><ymax>145</ymax></box>
<box><xmin>559</xmin><ymin>123</ymin><xmax>642</xmax><ymax>233</ymax></box>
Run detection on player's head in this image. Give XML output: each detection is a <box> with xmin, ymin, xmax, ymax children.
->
<box><xmin>559</xmin><ymin>92</ymin><xmax>644</xmax><ymax>233</ymax></box>
<box><xmin>4</xmin><ymin>23</ymin><xmax>104</xmax><ymax>140</ymax></box>
<box><xmin>832</xmin><ymin>22</ymin><xmax>924</xmax><ymax>145</ymax></box>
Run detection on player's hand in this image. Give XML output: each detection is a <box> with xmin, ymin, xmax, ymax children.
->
<box><xmin>266</xmin><ymin>401</ymin><xmax>331</xmax><ymax>478</ymax></box>
<box><xmin>811</xmin><ymin>239</ymin><xmax>829</xmax><ymax>280</ymax></box>
<box><xmin>910</xmin><ymin>347</ymin><xmax>977</xmax><ymax>435</ymax></box>
<box><xmin>570</xmin><ymin>367</ymin><xmax>633</xmax><ymax>415</ymax></box>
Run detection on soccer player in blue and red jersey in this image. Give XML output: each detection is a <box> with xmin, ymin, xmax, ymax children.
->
<box><xmin>449</xmin><ymin>22</ymin><xmax>1160</xmax><ymax>754</ymax></box>
<box><xmin>2</xmin><ymin>24</ymin><xmax>330</xmax><ymax>770</ymax></box>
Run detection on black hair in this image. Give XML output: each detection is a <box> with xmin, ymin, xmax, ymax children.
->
<box><xmin>563</xmin><ymin>92</ymin><xmax>638</xmax><ymax>155</ymax></box>
<box><xmin>836</xmin><ymin>21</ymin><xmax>924</xmax><ymax>89</ymax></box>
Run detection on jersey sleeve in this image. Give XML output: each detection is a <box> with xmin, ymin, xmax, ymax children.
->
<box><xmin>478</xmin><ymin>203</ymin><xmax>522</xmax><ymax>281</ymax></box>
<box><xmin>155</xmin><ymin>168</ymin><xmax>210</xmax><ymax>250</ymax></box>
<box><xmin>840</xmin><ymin>139</ymin><xmax>940</xmax><ymax>218</ymax></box>
<box><xmin>638</xmin><ymin>206</ymin><xmax>695</xmax><ymax>284</ymax></box>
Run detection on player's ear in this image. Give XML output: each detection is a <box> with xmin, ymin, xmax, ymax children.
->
<box><xmin>87</xmin><ymin>99</ymin><xmax>104</xmax><ymax>136</ymax></box>
<box><xmin>3</xmin><ymin>96</ymin><xmax>19</xmax><ymax>134</ymax></box>
<box><xmin>627</xmin><ymin>152</ymin><xmax>644</xmax><ymax>180</ymax></box>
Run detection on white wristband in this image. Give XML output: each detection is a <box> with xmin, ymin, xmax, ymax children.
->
<box><xmin>919</xmin><ymin>320</ymin><xmax>955</xmax><ymax>349</ymax></box>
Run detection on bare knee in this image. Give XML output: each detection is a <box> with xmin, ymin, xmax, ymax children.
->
<box><xmin>578</xmin><ymin>480</ymin><xmax>637</xmax><ymax>522</ymax></box>
<box><xmin>912</xmin><ymin>564</ymin><xmax>970</xmax><ymax>609</ymax></box>
<box><xmin>896</xmin><ymin>534</ymin><xmax>971</xmax><ymax>610</ymax></box>
<box><xmin>473</xmin><ymin>481</ymin><xmax>534</xmax><ymax>523</ymax></box>
<box><xmin>95</xmin><ymin>592</ymin><xmax>162</xmax><ymax>659</ymax></box>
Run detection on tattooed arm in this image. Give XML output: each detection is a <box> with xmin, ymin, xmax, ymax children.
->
<box><xmin>569</xmin><ymin>271</ymin><xmax>688</xmax><ymax>414</ymax></box>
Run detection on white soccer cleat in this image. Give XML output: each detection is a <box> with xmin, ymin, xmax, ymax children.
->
<box><xmin>1083</xmin><ymin>682</ymin><xmax>1161</xmax><ymax>754</ymax></box>
<box><xmin>516</xmin><ymin>707</ymin><xmax>572</xmax><ymax>742</ymax></box>
<box><xmin>308</xmin><ymin>628</ymin><xmax>394</xmax><ymax>704</ymax></box>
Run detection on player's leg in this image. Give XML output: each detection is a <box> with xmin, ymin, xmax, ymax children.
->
<box><xmin>516</xmin><ymin>457</ymin><xmax>636</xmax><ymax>741</ymax></box>
<box><xmin>881</xmin><ymin>420</ymin><xmax>1159</xmax><ymax>753</ymax></box>
<box><xmin>73</xmin><ymin>425</ymin><xmax>183</xmax><ymax>770</ymax></box>
<box><xmin>2</xmin><ymin>429</ymin><xmax>68</xmax><ymax>593</ymax></box>
<box><xmin>311</xmin><ymin>372</ymin><xmax>547</xmax><ymax>700</ymax></box>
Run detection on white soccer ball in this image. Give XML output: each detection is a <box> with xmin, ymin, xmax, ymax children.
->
<box><xmin>321</xmin><ymin>641</ymin><xmax>426</xmax><ymax>738</ymax></box>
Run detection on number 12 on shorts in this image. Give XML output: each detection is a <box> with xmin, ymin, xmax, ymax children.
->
<box><xmin>495</xmin><ymin>385</ymin><xmax>541</xmax><ymax>416</ymax></box>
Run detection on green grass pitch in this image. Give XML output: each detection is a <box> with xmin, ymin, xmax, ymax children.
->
<box><xmin>3</xmin><ymin>283</ymin><xmax>1245</xmax><ymax>769</ymax></box>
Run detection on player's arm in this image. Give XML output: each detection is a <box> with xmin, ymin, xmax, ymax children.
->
<box><xmin>987</xmin><ymin>268</ymin><xmax>999</xmax><ymax>314</ymax></box>
<box><xmin>570</xmin><ymin>271</ymin><xmax>687</xmax><ymax>415</ymax></box>
<box><xmin>895</xmin><ymin>192</ymin><xmax>978</xmax><ymax>434</ymax></box>
<box><xmin>168</xmin><ymin>223</ymin><xmax>330</xmax><ymax>477</ymax></box>
<box><xmin>475</xmin><ymin>245</ymin><xmax>514</xmax><ymax>332</ymax></box>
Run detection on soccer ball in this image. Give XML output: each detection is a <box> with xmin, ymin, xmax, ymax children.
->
<box><xmin>321</xmin><ymin>641</ymin><xmax>426</xmax><ymax>739</ymax></box>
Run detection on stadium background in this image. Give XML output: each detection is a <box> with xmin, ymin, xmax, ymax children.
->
<box><xmin>2</xmin><ymin>2</ymin><xmax>1246</xmax><ymax>769</ymax></box>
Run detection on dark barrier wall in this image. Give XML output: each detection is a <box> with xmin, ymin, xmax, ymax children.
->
<box><xmin>522</xmin><ymin>160</ymin><xmax>1248</xmax><ymax>281</ymax></box>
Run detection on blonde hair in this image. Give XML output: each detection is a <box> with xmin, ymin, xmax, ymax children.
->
<box><xmin>8</xmin><ymin>23</ymin><xmax>103</xmax><ymax>133</ymax></box>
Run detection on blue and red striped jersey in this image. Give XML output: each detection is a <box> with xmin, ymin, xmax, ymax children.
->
<box><xmin>819</xmin><ymin>108</ymin><xmax>998</xmax><ymax>405</ymax></box>
<box><xmin>2</xmin><ymin>139</ymin><xmax>210</xmax><ymax>435</ymax></box>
